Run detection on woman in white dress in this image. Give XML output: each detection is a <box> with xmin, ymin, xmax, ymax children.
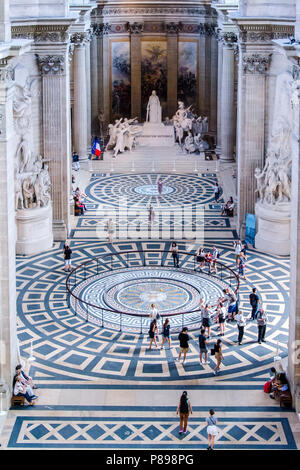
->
<box><xmin>206</xmin><ymin>409</ymin><xmax>219</xmax><ymax>450</ymax></box>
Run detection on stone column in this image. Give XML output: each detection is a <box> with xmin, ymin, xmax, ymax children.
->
<box><xmin>236</xmin><ymin>52</ymin><xmax>270</xmax><ymax>226</ymax></box>
<box><xmin>288</xmin><ymin>64</ymin><xmax>300</xmax><ymax>411</ymax></box>
<box><xmin>166</xmin><ymin>23</ymin><xmax>179</xmax><ymax>119</ymax></box>
<box><xmin>85</xmin><ymin>31</ymin><xmax>92</xmax><ymax>152</ymax></box>
<box><xmin>37</xmin><ymin>53</ymin><xmax>71</xmax><ymax>241</ymax></box>
<box><xmin>129</xmin><ymin>22</ymin><xmax>143</xmax><ymax>122</ymax></box>
<box><xmin>0</xmin><ymin>60</ymin><xmax>18</xmax><ymax>398</ymax></box>
<box><xmin>220</xmin><ymin>32</ymin><xmax>237</xmax><ymax>162</ymax></box>
<box><xmin>198</xmin><ymin>25</ymin><xmax>207</xmax><ymax>115</ymax></box>
<box><xmin>216</xmin><ymin>34</ymin><xmax>223</xmax><ymax>155</ymax></box>
<box><xmin>71</xmin><ymin>33</ymin><xmax>88</xmax><ymax>162</ymax></box>
<box><xmin>0</xmin><ymin>0</ymin><xmax>11</xmax><ymax>42</ymax></box>
<box><xmin>210</xmin><ymin>29</ymin><xmax>218</xmax><ymax>136</ymax></box>
<box><xmin>90</xmin><ymin>25</ymin><xmax>99</xmax><ymax>135</ymax></box>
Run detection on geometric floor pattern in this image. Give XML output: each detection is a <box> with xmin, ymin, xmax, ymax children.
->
<box><xmin>7</xmin><ymin>411</ymin><xmax>297</xmax><ymax>449</ymax></box>
<box><xmin>16</xmin><ymin>240</ymin><xmax>290</xmax><ymax>384</ymax></box>
<box><xmin>4</xmin><ymin>171</ymin><xmax>295</xmax><ymax>450</ymax></box>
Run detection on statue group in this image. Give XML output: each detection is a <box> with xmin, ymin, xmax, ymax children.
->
<box><xmin>15</xmin><ymin>138</ymin><xmax>51</xmax><ymax>210</ymax></box>
<box><xmin>172</xmin><ymin>101</ymin><xmax>209</xmax><ymax>154</ymax></box>
<box><xmin>105</xmin><ymin>117</ymin><xmax>141</xmax><ymax>157</ymax></box>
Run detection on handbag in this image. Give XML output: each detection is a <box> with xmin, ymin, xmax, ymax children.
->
<box><xmin>210</xmin><ymin>348</ymin><xmax>215</xmax><ymax>356</ymax></box>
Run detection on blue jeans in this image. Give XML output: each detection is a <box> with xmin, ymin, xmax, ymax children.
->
<box><xmin>251</xmin><ymin>304</ymin><xmax>259</xmax><ymax>319</ymax></box>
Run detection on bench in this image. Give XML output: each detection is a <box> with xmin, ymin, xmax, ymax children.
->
<box><xmin>11</xmin><ymin>395</ymin><xmax>25</xmax><ymax>407</ymax></box>
<box><xmin>274</xmin><ymin>387</ymin><xmax>293</xmax><ymax>408</ymax></box>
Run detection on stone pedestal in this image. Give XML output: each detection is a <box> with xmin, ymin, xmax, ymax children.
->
<box><xmin>136</xmin><ymin>123</ymin><xmax>174</xmax><ymax>147</ymax></box>
<box><xmin>16</xmin><ymin>205</ymin><xmax>53</xmax><ymax>256</ymax></box>
<box><xmin>255</xmin><ymin>202</ymin><xmax>291</xmax><ymax>255</ymax></box>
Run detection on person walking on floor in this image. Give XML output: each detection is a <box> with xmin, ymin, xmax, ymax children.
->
<box><xmin>171</xmin><ymin>242</ymin><xmax>179</xmax><ymax>267</ymax></box>
<box><xmin>257</xmin><ymin>307</ymin><xmax>268</xmax><ymax>344</ymax></box>
<box><xmin>213</xmin><ymin>339</ymin><xmax>223</xmax><ymax>375</ymax></box>
<box><xmin>206</xmin><ymin>409</ymin><xmax>218</xmax><ymax>450</ymax></box>
<box><xmin>63</xmin><ymin>242</ymin><xmax>72</xmax><ymax>272</ymax></box>
<box><xmin>201</xmin><ymin>303</ymin><xmax>213</xmax><ymax>339</ymax></box>
<box><xmin>161</xmin><ymin>318</ymin><xmax>171</xmax><ymax>349</ymax></box>
<box><xmin>148</xmin><ymin>319</ymin><xmax>158</xmax><ymax>350</ymax></box>
<box><xmin>214</xmin><ymin>183</ymin><xmax>221</xmax><ymax>203</ymax></box>
<box><xmin>233</xmin><ymin>240</ymin><xmax>242</xmax><ymax>267</ymax></box>
<box><xmin>199</xmin><ymin>328</ymin><xmax>208</xmax><ymax>364</ymax></box>
<box><xmin>106</xmin><ymin>218</ymin><xmax>115</xmax><ymax>243</ymax></box>
<box><xmin>216</xmin><ymin>302</ymin><xmax>226</xmax><ymax>336</ymax></box>
<box><xmin>177</xmin><ymin>391</ymin><xmax>193</xmax><ymax>434</ymax></box>
<box><xmin>158</xmin><ymin>179</ymin><xmax>163</xmax><ymax>196</ymax></box>
<box><xmin>249</xmin><ymin>287</ymin><xmax>260</xmax><ymax>320</ymax></box>
<box><xmin>177</xmin><ymin>327</ymin><xmax>190</xmax><ymax>364</ymax></box>
<box><xmin>235</xmin><ymin>310</ymin><xmax>246</xmax><ymax>345</ymax></box>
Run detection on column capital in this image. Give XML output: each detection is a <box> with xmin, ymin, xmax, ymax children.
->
<box><xmin>198</xmin><ymin>23</ymin><xmax>218</xmax><ymax>37</ymax></box>
<box><xmin>127</xmin><ymin>22</ymin><xmax>144</xmax><ymax>35</ymax></box>
<box><xmin>221</xmin><ymin>32</ymin><xmax>238</xmax><ymax>47</ymax></box>
<box><xmin>36</xmin><ymin>54</ymin><xmax>65</xmax><ymax>75</ymax></box>
<box><xmin>242</xmin><ymin>53</ymin><xmax>271</xmax><ymax>74</ymax></box>
<box><xmin>71</xmin><ymin>32</ymin><xmax>87</xmax><ymax>46</ymax></box>
<box><xmin>0</xmin><ymin>59</ymin><xmax>15</xmax><ymax>84</ymax></box>
<box><xmin>100</xmin><ymin>23</ymin><xmax>112</xmax><ymax>36</ymax></box>
<box><xmin>165</xmin><ymin>22</ymin><xmax>180</xmax><ymax>35</ymax></box>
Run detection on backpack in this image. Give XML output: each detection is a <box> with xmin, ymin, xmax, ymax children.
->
<box><xmin>217</xmin><ymin>251</ymin><xmax>220</xmax><ymax>259</ymax></box>
<box><xmin>264</xmin><ymin>381</ymin><xmax>272</xmax><ymax>393</ymax></box>
<box><xmin>180</xmin><ymin>397</ymin><xmax>189</xmax><ymax>414</ymax></box>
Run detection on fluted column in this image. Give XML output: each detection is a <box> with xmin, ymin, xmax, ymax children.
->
<box><xmin>90</xmin><ymin>25</ymin><xmax>99</xmax><ymax>135</ymax></box>
<box><xmin>216</xmin><ymin>34</ymin><xmax>223</xmax><ymax>155</ymax></box>
<box><xmin>0</xmin><ymin>59</ymin><xmax>18</xmax><ymax>396</ymax></box>
<box><xmin>71</xmin><ymin>33</ymin><xmax>88</xmax><ymax>161</ymax></box>
<box><xmin>166</xmin><ymin>23</ymin><xmax>179</xmax><ymax>118</ymax></box>
<box><xmin>220</xmin><ymin>32</ymin><xmax>237</xmax><ymax>162</ymax></box>
<box><xmin>236</xmin><ymin>52</ymin><xmax>270</xmax><ymax>226</ymax></box>
<box><xmin>37</xmin><ymin>52</ymin><xmax>71</xmax><ymax>240</ymax></box>
<box><xmin>129</xmin><ymin>22</ymin><xmax>143</xmax><ymax>121</ymax></box>
<box><xmin>288</xmin><ymin>63</ymin><xmax>300</xmax><ymax>408</ymax></box>
<box><xmin>85</xmin><ymin>32</ymin><xmax>92</xmax><ymax>153</ymax></box>
<box><xmin>210</xmin><ymin>29</ymin><xmax>218</xmax><ymax>135</ymax></box>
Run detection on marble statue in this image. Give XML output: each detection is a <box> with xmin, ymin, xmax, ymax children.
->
<box><xmin>106</xmin><ymin>116</ymin><xmax>141</xmax><ymax>157</ymax></box>
<box><xmin>173</xmin><ymin>101</ymin><xmax>193</xmax><ymax>133</ymax></box>
<box><xmin>184</xmin><ymin>132</ymin><xmax>196</xmax><ymax>154</ymax></box>
<box><xmin>146</xmin><ymin>91</ymin><xmax>162</xmax><ymax>123</ymax></box>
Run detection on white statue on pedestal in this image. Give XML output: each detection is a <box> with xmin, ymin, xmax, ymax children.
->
<box><xmin>146</xmin><ymin>90</ymin><xmax>162</xmax><ymax>123</ymax></box>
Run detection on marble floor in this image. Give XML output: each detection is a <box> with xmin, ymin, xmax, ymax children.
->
<box><xmin>1</xmin><ymin>153</ymin><xmax>299</xmax><ymax>450</ymax></box>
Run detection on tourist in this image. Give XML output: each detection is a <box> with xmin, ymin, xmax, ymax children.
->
<box><xmin>204</xmin><ymin>251</ymin><xmax>212</xmax><ymax>273</ymax></box>
<box><xmin>241</xmin><ymin>242</ymin><xmax>247</xmax><ymax>258</ymax></box>
<box><xmin>221</xmin><ymin>288</ymin><xmax>237</xmax><ymax>321</ymax></box>
<box><xmin>249</xmin><ymin>287</ymin><xmax>260</xmax><ymax>320</ymax></box>
<box><xmin>214</xmin><ymin>183</ymin><xmax>221</xmax><ymax>203</ymax></box>
<box><xmin>161</xmin><ymin>318</ymin><xmax>171</xmax><ymax>349</ymax></box>
<box><xmin>63</xmin><ymin>242</ymin><xmax>72</xmax><ymax>272</ymax></box>
<box><xmin>238</xmin><ymin>253</ymin><xmax>247</xmax><ymax>280</ymax></box>
<box><xmin>74</xmin><ymin>196</ymin><xmax>84</xmax><ymax>216</ymax></box>
<box><xmin>13</xmin><ymin>375</ymin><xmax>37</xmax><ymax>405</ymax></box>
<box><xmin>72</xmin><ymin>151</ymin><xmax>80</xmax><ymax>171</ymax></box>
<box><xmin>148</xmin><ymin>319</ymin><xmax>158</xmax><ymax>350</ymax></box>
<box><xmin>211</xmin><ymin>246</ymin><xmax>219</xmax><ymax>274</ymax></box>
<box><xmin>201</xmin><ymin>303</ymin><xmax>212</xmax><ymax>339</ymax></box>
<box><xmin>15</xmin><ymin>364</ymin><xmax>37</xmax><ymax>390</ymax></box>
<box><xmin>270</xmin><ymin>372</ymin><xmax>289</xmax><ymax>399</ymax></box>
<box><xmin>199</xmin><ymin>328</ymin><xmax>208</xmax><ymax>364</ymax></box>
<box><xmin>206</xmin><ymin>409</ymin><xmax>219</xmax><ymax>450</ymax></box>
<box><xmin>216</xmin><ymin>302</ymin><xmax>226</xmax><ymax>336</ymax></box>
<box><xmin>233</xmin><ymin>240</ymin><xmax>242</xmax><ymax>267</ymax></box>
<box><xmin>148</xmin><ymin>204</ymin><xmax>155</xmax><ymax>225</ymax></box>
<box><xmin>149</xmin><ymin>303</ymin><xmax>160</xmax><ymax>321</ymax></box>
<box><xmin>177</xmin><ymin>391</ymin><xmax>192</xmax><ymax>434</ymax></box>
<box><xmin>171</xmin><ymin>242</ymin><xmax>179</xmax><ymax>268</ymax></box>
<box><xmin>257</xmin><ymin>307</ymin><xmax>268</xmax><ymax>344</ymax></box>
<box><xmin>221</xmin><ymin>197</ymin><xmax>234</xmax><ymax>216</ymax></box>
<box><xmin>177</xmin><ymin>327</ymin><xmax>190</xmax><ymax>364</ymax></box>
<box><xmin>196</xmin><ymin>247</ymin><xmax>206</xmax><ymax>271</ymax></box>
<box><xmin>158</xmin><ymin>179</ymin><xmax>163</xmax><ymax>196</ymax></box>
<box><xmin>106</xmin><ymin>218</ymin><xmax>115</xmax><ymax>243</ymax></box>
<box><xmin>235</xmin><ymin>310</ymin><xmax>246</xmax><ymax>345</ymax></box>
<box><xmin>213</xmin><ymin>339</ymin><xmax>223</xmax><ymax>375</ymax></box>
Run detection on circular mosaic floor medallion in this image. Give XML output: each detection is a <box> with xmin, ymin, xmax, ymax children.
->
<box><xmin>70</xmin><ymin>267</ymin><xmax>229</xmax><ymax>331</ymax></box>
<box><xmin>134</xmin><ymin>184</ymin><xmax>174</xmax><ymax>196</ymax></box>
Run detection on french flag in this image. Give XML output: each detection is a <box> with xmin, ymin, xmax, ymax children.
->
<box><xmin>91</xmin><ymin>137</ymin><xmax>101</xmax><ymax>157</ymax></box>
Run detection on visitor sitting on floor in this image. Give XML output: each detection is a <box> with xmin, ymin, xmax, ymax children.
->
<box><xmin>270</xmin><ymin>372</ymin><xmax>289</xmax><ymax>399</ymax></box>
<box><xmin>74</xmin><ymin>196</ymin><xmax>85</xmax><ymax>216</ymax></box>
<box><xmin>221</xmin><ymin>197</ymin><xmax>235</xmax><ymax>217</ymax></box>
<box><xmin>13</xmin><ymin>375</ymin><xmax>37</xmax><ymax>406</ymax></box>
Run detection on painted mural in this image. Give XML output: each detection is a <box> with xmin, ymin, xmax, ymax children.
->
<box><xmin>141</xmin><ymin>41</ymin><xmax>167</xmax><ymax>119</ymax></box>
<box><xmin>111</xmin><ymin>41</ymin><xmax>131</xmax><ymax>119</ymax></box>
<box><xmin>178</xmin><ymin>41</ymin><xmax>197</xmax><ymax>108</ymax></box>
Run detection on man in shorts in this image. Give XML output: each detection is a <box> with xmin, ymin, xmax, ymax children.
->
<box><xmin>177</xmin><ymin>327</ymin><xmax>190</xmax><ymax>364</ymax></box>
